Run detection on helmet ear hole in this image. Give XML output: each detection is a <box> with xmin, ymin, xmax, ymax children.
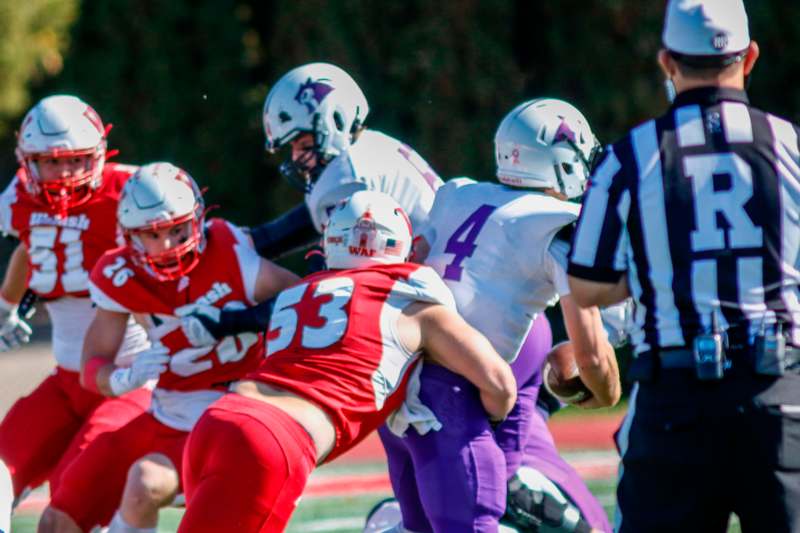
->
<box><xmin>561</xmin><ymin>162</ymin><xmax>574</xmax><ymax>175</ymax></box>
<box><xmin>333</xmin><ymin>111</ymin><xmax>345</xmax><ymax>132</ymax></box>
<box><xmin>279</xmin><ymin>111</ymin><xmax>292</xmax><ymax>124</ymax></box>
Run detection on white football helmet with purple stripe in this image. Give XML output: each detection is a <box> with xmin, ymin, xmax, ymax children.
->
<box><xmin>495</xmin><ymin>98</ymin><xmax>600</xmax><ymax>199</ymax></box>
<box><xmin>262</xmin><ymin>63</ymin><xmax>369</xmax><ymax>189</ymax></box>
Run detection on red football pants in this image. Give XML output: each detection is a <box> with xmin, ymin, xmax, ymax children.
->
<box><xmin>0</xmin><ymin>367</ymin><xmax>150</xmax><ymax>497</ymax></box>
<box><xmin>50</xmin><ymin>411</ymin><xmax>186</xmax><ymax>531</ymax></box>
<box><xmin>180</xmin><ymin>394</ymin><xmax>317</xmax><ymax>533</ymax></box>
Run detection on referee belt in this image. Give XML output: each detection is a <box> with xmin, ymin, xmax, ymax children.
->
<box><xmin>655</xmin><ymin>347</ymin><xmax>800</xmax><ymax>369</ymax></box>
<box><xmin>629</xmin><ymin>346</ymin><xmax>800</xmax><ymax>382</ymax></box>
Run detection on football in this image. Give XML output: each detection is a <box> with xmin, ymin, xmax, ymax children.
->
<box><xmin>543</xmin><ymin>341</ymin><xmax>594</xmax><ymax>405</ymax></box>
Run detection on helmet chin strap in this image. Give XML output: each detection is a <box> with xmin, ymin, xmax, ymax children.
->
<box><xmin>552</xmin><ymin>163</ymin><xmax>568</xmax><ymax>198</ymax></box>
<box><xmin>565</xmin><ymin>137</ymin><xmax>603</xmax><ymax>178</ymax></box>
<box><xmin>279</xmin><ymin>152</ymin><xmax>326</xmax><ymax>194</ymax></box>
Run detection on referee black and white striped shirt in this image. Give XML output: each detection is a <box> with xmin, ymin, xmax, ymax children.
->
<box><xmin>568</xmin><ymin>87</ymin><xmax>800</xmax><ymax>354</ymax></box>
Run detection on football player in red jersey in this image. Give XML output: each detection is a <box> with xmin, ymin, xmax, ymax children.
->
<box><xmin>177</xmin><ymin>190</ymin><xmax>516</xmax><ymax>533</ymax></box>
<box><xmin>0</xmin><ymin>95</ymin><xmax>153</xmax><ymax>526</ymax></box>
<box><xmin>37</xmin><ymin>163</ymin><xmax>299</xmax><ymax>533</ymax></box>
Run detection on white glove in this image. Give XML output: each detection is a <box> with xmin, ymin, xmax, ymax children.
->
<box><xmin>175</xmin><ymin>303</ymin><xmax>221</xmax><ymax>347</ymax></box>
<box><xmin>109</xmin><ymin>343</ymin><xmax>170</xmax><ymax>396</ymax></box>
<box><xmin>0</xmin><ymin>296</ymin><xmax>32</xmax><ymax>352</ymax></box>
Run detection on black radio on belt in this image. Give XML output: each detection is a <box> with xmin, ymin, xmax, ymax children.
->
<box><xmin>692</xmin><ymin>310</ymin><xmax>726</xmax><ymax>381</ymax></box>
<box><xmin>754</xmin><ymin>322</ymin><xmax>788</xmax><ymax>376</ymax></box>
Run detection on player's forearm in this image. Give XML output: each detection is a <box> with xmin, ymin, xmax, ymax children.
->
<box><xmin>561</xmin><ymin>296</ymin><xmax>621</xmax><ymax>407</ymax></box>
<box><xmin>81</xmin><ymin>358</ymin><xmax>117</xmax><ymax>396</ymax></box>
<box><xmin>0</xmin><ymin>244</ymin><xmax>29</xmax><ymax>303</ymax></box>
<box><xmin>80</xmin><ymin>351</ymin><xmax>118</xmax><ymax>396</ymax></box>
<box><xmin>478</xmin><ymin>367</ymin><xmax>517</xmax><ymax>422</ymax></box>
<box><xmin>249</xmin><ymin>203</ymin><xmax>319</xmax><ymax>259</ymax></box>
<box><xmin>574</xmin><ymin>342</ymin><xmax>621</xmax><ymax>407</ymax></box>
<box><xmin>80</xmin><ymin>309</ymin><xmax>130</xmax><ymax>396</ymax></box>
<box><xmin>418</xmin><ymin>305</ymin><xmax>517</xmax><ymax>420</ymax></box>
<box><xmin>213</xmin><ymin>298</ymin><xmax>276</xmax><ymax>337</ymax></box>
<box><xmin>568</xmin><ymin>275</ymin><xmax>630</xmax><ymax>309</ymax></box>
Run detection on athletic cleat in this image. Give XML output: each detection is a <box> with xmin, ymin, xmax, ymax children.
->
<box><xmin>363</xmin><ymin>497</ymin><xmax>403</xmax><ymax>532</ymax></box>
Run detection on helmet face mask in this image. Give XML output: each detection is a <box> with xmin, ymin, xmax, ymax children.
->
<box><xmin>263</xmin><ymin>63</ymin><xmax>369</xmax><ymax>192</ymax></box>
<box><xmin>494</xmin><ymin>98</ymin><xmax>599</xmax><ymax>200</ymax></box>
<box><xmin>117</xmin><ymin>163</ymin><xmax>206</xmax><ymax>282</ymax></box>
<box><xmin>28</xmin><ymin>152</ymin><xmax>102</xmax><ymax>214</ymax></box>
<box><xmin>276</xmin><ymin>132</ymin><xmax>325</xmax><ymax>193</ymax></box>
<box><xmin>127</xmin><ymin>216</ymin><xmax>204</xmax><ymax>282</ymax></box>
<box><xmin>323</xmin><ymin>191</ymin><xmax>412</xmax><ymax>270</ymax></box>
<box><xmin>16</xmin><ymin>95</ymin><xmax>108</xmax><ymax>216</ymax></box>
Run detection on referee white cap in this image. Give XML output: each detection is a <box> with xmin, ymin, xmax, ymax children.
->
<box><xmin>663</xmin><ymin>0</ymin><xmax>750</xmax><ymax>56</ymax></box>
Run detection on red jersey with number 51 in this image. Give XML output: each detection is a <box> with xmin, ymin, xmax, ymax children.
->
<box><xmin>0</xmin><ymin>163</ymin><xmax>137</xmax><ymax>300</ymax></box>
<box><xmin>89</xmin><ymin>219</ymin><xmax>265</xmax><ymax>395</ymax></box>
<box><xmin>248</xmin><ymin>262</ymin><xmax>455</xmax><ymax>461</ymax></box>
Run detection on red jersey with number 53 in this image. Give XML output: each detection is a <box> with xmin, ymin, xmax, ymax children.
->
<box><xmin>89</xmin><ymin>219</ymin><xmax>265</xmax><ymax>430</ymax></box>
<box><xmin>249</xmin><ymin>262</ymin><xmax>455</xmax><ymax>461</ymax></box>
<box><xmin>0</xmin><ymin>163</ymin><xmax>137</xmax><ymax>299</ymax></box>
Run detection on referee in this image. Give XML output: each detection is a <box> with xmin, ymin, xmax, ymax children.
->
<box><xmin>568</xmin><ymin>1</ymin><xmax>800</xmax><ymax>532</ymax></box>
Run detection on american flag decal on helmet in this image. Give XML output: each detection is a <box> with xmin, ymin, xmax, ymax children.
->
<box><xmin>385</xmin><ymin>238</ymin><xmax>404</xmax><ymax>256</ymax></box>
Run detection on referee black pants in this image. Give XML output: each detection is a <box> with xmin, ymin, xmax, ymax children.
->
<box><xmin>616</xmin><ymin>368</ymin><xmax>800</xmax><ymax>533</ymax></box>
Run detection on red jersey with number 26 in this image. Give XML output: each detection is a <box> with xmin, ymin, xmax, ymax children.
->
<box><xmin>0</xmin><ymin>163</ymin><xmax>136</xmax><ymax>299</ymax></box>
<box><xmin>249</xmin><ymin>262</ymin><xmax>455</xmax><ymax>462</ymax></box>
<box><xmin>89</xmin><ymin>219</ymin><xmax>264</xmax><ymax>394</ymax></box>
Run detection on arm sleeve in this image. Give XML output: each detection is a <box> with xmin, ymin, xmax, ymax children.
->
<box><xmin>248</xmin><ymin>203</ymin><xmax>319</xmax><ymax>260</ymax></box>
<box><xmin>88</xmin><ymin>280</ymin><xmax>131</xmax><ymax>314</ymax></box>
<box><xmin>209</xmin><ymin>298</ymin><xmax>277</xmax><ymax>338</ymax></box>
<box><xmin>226</xmin><ymin>221</ymin><xmax>262</xmax><ymax>305</ymax></box>
<box><xmin>0</xmin><ymin>178</ymin><xmax>19</xmax><ymax>238</ymax></box>
<box><xmin>567</xmin><ymin>145</ymin><xmax>631</xmax><ymax>283</ymax></box>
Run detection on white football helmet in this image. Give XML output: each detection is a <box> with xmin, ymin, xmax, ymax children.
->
<box><xmin>262</xmin><ymin>62</ymin><xmax>369</xmax><ymax>188</ymax></box>
<box><xmin>117</xmin><ymin>162</ymin><xmax>206</xmax><ymax>281</ymax></box>
<box><xmin>324</xmin><ymin>190</ymin><xmax>412</xmax><ymax>270</ymax></box>
<box><xmin>15</xmin><ymin>94</ymin><xmax>108</xmax><ymax>214</ymax></box>
<box><xmin>495</xmin><ymin>98</ymin><xmax>601</xmax><ymax>199</ymax></box>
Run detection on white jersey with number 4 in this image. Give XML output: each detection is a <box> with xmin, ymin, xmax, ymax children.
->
<box><xmin>305</xmin><ymin>129</ymin><xmax>443</xmax><ymax>234</ymax></box>
<box><xmin>421</xmin><ymin>178</ymin><xmax>579</xmax><ymax>362</ymax></box>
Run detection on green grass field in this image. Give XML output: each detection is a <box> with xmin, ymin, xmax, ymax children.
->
<box><xmin>6</xmin><ymin>409</ymin><xmax>740</xmax><ymax>533</ymax></box>
<box><xmin>9</xmin><ymin>454</ymin><xmax>615</xmax><ymax>533</ymax></box>
<box><xmin>11</xmin><ymin>482</ymin><xmax>616</xmax><ymax>533</ymax></box>
<box><xmin>9</xmin><ymin>458</ymin><xmax>743</xmax><ymax>533</ymax></box>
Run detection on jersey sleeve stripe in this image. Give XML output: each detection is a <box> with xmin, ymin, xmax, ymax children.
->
<box><xmin>227</xmin><ymin>222</ymin><xmax>261</xmax><ymax>305</ymax></box>
<box><xmin>569</xmin><ymin>146</ymin><xmax>625</xmax><ymax>274</ymax></box>
<box><xmin>88</xmin><ymin>280</ymin><xmax>132</xmax><ymax>314</ymax></box>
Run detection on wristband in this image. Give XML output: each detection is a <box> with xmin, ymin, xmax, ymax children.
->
<box><xmin>83</xmin><ymin>356</ymin><xmax>108</xmax><ymax>395</ymax></box>
<box><xmin>0</xmin><ymin>294</ymin><xmax>16</xmax><ymax>312</ymax></box>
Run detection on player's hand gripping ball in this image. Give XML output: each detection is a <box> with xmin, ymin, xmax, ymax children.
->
<box><xmin>543</xmin><ymin>341</ymin><xmax>593</xmax><ymax>406</ymax></box>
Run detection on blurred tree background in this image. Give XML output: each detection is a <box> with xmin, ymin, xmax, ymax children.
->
<box><xmin>0</xmin><ymin>0</ymin><xmax>797</xmax><ymax>367</ymax></box>
<box><xmin>1</xmin><ymin>0</ymin><xmax>797</xmax><ymax>225</ymax></box>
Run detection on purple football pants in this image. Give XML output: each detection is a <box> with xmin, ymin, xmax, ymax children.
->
<box><xmin>379</xmin><ymin>313</ymin><xmax>610</xmax><ymax>532</ymax></box>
